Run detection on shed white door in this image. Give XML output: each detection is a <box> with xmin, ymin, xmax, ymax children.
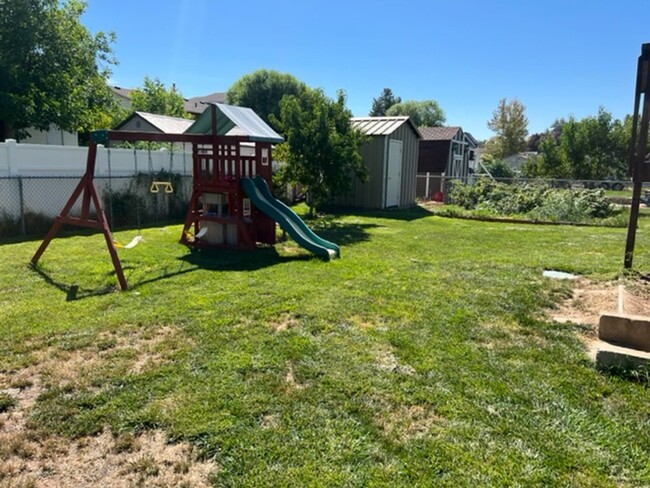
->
<box><xmin>386</xmin><ymin>139</ymin><xmax>402</xmax><ymax>207</ymax></box>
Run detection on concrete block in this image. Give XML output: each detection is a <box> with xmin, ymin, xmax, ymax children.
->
<box><xmin>599</xmin><ymin>313</ymin><xmax>650</xmax><ymax>352</ymax></box>
<box><xmin>588</xmin><ymin>339</ymin><xmax>650</xmax><ymax>371</ymax></box>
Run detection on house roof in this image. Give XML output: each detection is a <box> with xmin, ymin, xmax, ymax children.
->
<box><xmin>419</xmin><ymin>126</ymin><xmax>462</xmax><ymax>141</ymax></box>
<box><xmin>185</xmin><ymin>103</ymin><xmax>284</xmax><ymax>144</ymax></box>
<box><xmin>464</xmin><ymin>132</ymin><xmax>478</xmax><ymax>147</ymax></box>
<box><xmin>350</xmin><ymin>116</ymin><xmax>421</xmax><ymax>139</ymax></box>
<box><xmin>114</xmin><ymin>111</ymin><xmax>194</xmax><ymax>133</ymax></box>
<box><xmin>185</xmin><ymin>92</ymin><xmax>227</xmax><ymax>114</ymax></box>
<box><xmin>110</xmin><ymin>86</ymin><xmax>132</xmax><ymax>100</ymax></box>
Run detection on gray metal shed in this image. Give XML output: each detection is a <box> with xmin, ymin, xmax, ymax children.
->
<box><xmin>334</xmin><ymin>116</ymin><xmax>421</xmax><ymax>209</ymax></box>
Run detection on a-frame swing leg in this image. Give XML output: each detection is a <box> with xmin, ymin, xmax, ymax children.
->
<box><xmin>31</xmin><ymin>143</ymin><xmax>129</xmax><ymax>291</ymax></box>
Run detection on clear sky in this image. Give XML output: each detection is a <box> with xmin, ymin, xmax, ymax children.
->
<box><xmin>82</xmin><ymin>0</ymin><xmax>650</xmax><ymax>141</ymax></box>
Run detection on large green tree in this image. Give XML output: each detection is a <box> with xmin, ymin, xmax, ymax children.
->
<box><xmin>369</xmin><ymin>88</ymin><xmax>401</xmax><ymax>116</ymax></box>
<box><xmin>273</xmin><ymin>89</ymin><xmax>367</xmax><ymax>216</ymax></box>
<box><xmin>522</xmin><ymin>108</ymin><xmax>631</xmax><ymax>180</ymax></box>
<box><xmin>0</xmin><ymin>0</ymin><xmax>117</xmax><ymax>141</ymax></box>
<box><xmin>486</xmin><ymin>98</ymin><xmax>529</xmax><ymax>159</ymax></box>
<box><xmin>129</xmin><ymin>77</ymin><xmax>189</xmax><ymax>118</ymax></box>
<box><xmin>226</xmin><ymin>69</ymin><xmax>306</xmax><ymax>126</ymax></box>
<box><xmin>386</xmin><ymin>100</ymin><xmax>446</xmax><ymax>127</ymax></box>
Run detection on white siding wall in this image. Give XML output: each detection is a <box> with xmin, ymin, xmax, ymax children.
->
<box><xmin>20</xmin><ymin>125</ymin><xmax>78</xmax><ymax>146</ymax></box>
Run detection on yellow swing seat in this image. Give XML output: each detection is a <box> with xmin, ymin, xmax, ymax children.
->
<box><xmin>113</xmin><ymin>235</ymin><xmax>143</xmax><ymax>249</ymax></box>
<box><xmin>150</xmin><ymin>181</ymin><xmax>174</xmax><ymax>193</ymax></box>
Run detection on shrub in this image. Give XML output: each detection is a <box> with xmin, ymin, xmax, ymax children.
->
<box><xmin>449</xmin><ymin>178</ymin><xmax>616</xmax><ymax>223</ymax></box>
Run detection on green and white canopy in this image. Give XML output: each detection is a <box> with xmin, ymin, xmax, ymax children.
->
<box><xmin>185</xmin><ymin>103</ymin><xmax>284</xmax><ymax>144</ymax></box>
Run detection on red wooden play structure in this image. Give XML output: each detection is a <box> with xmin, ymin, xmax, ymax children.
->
<box><xmin>31</xmin><ymin>104</ymin><xmax>286</xmax><ymax>290</ymax></box>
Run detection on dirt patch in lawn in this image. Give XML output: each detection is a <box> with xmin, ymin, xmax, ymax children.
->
<box><xmin>548</xmin><ymin>278</ymin><xmax>650</xmax><ymax>337</ymax></box>
<box><xmin>0</xmin><ymin>325</ymin><xmax>217</xmax><ymax>487</ymax></box>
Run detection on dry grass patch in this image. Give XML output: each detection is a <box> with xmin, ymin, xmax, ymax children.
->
<box><xmin>270</xmin><ymin>313</ymin><xmax>301</xmax><ymax>332</ymax></box>
<box><xmin>374</xmin><ymin>346</ymin><xmax>416</xmax><ymax>375</ymax></box>
<box><xmin>375</xmin><ymin>404</ymin><xmax>442</xmax><ymax>444</ymax></box>
<box><xmin>0</xmin><ymin>325</ymin><xmax>216</xmax><ymax>487</ymax></box>
<box><xmin>0</xmin><ymin>428</ymin><xmax>216</xmax><ymax>487</ymax></box>
<box><xmin>283</xmin><ymin>362</ymin><xmax>305</xmax><ymax>390</ymax></box>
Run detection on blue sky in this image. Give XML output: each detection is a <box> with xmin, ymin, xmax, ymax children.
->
<box><xmin>83</xmin><ymin>0</ymin><xmax>650</xmax><ymax>141</ymax></box>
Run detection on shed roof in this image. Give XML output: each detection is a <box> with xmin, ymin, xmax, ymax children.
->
<box><xmin>419</xmin><ymin>126</ymin><xmax>462</xmax><ymax>141</ymax></box>
<box><xmin>114</xmin><ymin>111</ymin><xmax>194</xmax><ymax>133</ymax></box>
<box><xmin>185</xmin><ymin>103</ymin><xmax>284</xmax><ymax>144</ymax></box>
<box><xmin>351</xmin><ymin>116</ymin><xmax>421</xmax><ymax>139</ymax></box>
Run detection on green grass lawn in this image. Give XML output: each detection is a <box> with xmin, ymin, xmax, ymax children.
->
<box><xmin>2</xmin><ymin>205</ymin><xmax>650</xmax><ymax>486</ymax></box>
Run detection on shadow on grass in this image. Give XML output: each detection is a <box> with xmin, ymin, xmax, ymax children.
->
<box><xmin>303</xmin><ymin>221</ymin><xmax>377</xmax><ymax>247</ymax></box>
<box><xmin>322</xmin><ymin>205</ymin><xmax>434</xmax><ymax>223</ymax></box>
<box><xmin>30</xmin><ymin>264</ymin><xmax>117</xmax><ymax>300</ymax></box>
<box><xmin>176</xmin><ymin>246</ymin><xmax>314</xmax><ymax>272</ymax></box>
<box><xmin>28</xmin><ymin>220</ymin><xmax>375</xmax><ymax>296</ymax></box>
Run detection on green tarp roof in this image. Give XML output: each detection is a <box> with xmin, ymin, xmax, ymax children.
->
<box><xmin>184</xmin><ymin>103</ymin><xmax>284</xmax><ymax>144</ymax></box>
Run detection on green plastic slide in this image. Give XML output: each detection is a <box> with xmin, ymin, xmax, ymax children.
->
<box><xmin>241</xmin><ymin>177</ymin><xmax>340</xmax><ymax>259</ymax></box>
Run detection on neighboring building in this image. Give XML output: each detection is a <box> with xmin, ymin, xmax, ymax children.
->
<box><xmin>20</xmin><ymin>125</ymin><xmax>78</xmax><ymax>146</ymax></box>
<box><xmin>185</xmin><ymin>92</ymin><xmax>226</xmax><ymax>115</ymax></box>
<box><xmin>112</xmin><ymin>111</ymin><xmax>194</xmax><ymax>152</ymax></box>
<box><xmin>332</xmin><ymin>116</ymin><xmax>421</xmax><ymax>209</ymax></box>
<box><xmin>110</xmin><ymin>86</ymin><xmax>226</xmax><ymax>116</ymax></box>
<box><xmin>418</xmin><ymin>126</ymin><xmax>477</xmax><ymax>179</ymax></box>
<box><xmin>417</xmin><ymin>127</ymin><xmax>477</xmax><ymax>197</ymax></box>
<box><xmin>502</xmin><ymin>152</ymin><xmax>537</xmax><ymax>173</ymax></box>
<box><xmin>114</xmin><ymin>111</ymin><xmax>194</xmax><ymax>134</ymax></box>
<box><xmin>110</xmin><ymin>86</ymin><xmax>133</xmax><ymax>109</ymax></box>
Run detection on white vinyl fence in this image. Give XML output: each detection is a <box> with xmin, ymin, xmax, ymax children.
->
<box><xmin>0</xmin><ymin>140</ymin><xmax>193</xmax><ymax>238</ymax></box>
<box><xmin>0</xmin><ymin>139</ymin><xmax>192</xmax><ymax>176</ymax></box>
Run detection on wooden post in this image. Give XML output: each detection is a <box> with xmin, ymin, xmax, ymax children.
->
<box><xmin>625</xmin><ymin>44</ymin><xmax>650</xmax><ymax>269</ymax></box>
<box><xmin>31</xmin><ymin>141</ymin><xmax>129</xmax><ymax>291</ymax></box>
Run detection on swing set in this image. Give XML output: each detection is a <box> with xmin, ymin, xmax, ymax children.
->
<box><xmin>31</xmin><ymin>103</ymin><xmax>284</xmax><ymax>290</ymax></box>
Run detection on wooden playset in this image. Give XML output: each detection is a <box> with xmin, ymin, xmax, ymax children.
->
<box><xmin>31</xmin><ymin>104</ymin><xmax>339</xmax><ymax>291</ymax></box>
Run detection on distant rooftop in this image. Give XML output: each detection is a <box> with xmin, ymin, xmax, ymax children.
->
<box><xmin>185</xmin><ymin>92</ymin><xmax>227</xmax><ymax>115</ymax></box>
<box><xmin>115</xmin><ymin>111</ymin><xmax>194</xmax><ymax>134</ymax></box>
<box><xmin>419</xmin><ymin>126</ymin><xmax>462</xmax><ymax>141</ymax></box>
<box><xmin>110</xmin><ymin>86</ymin><xmax>227</xmax><ymax>116</ymax></box>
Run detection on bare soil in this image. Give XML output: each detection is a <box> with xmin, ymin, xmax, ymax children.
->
<box><xmin>0</xmin><ymin>326</ymin><xmax>217</xmax><ymax>487</ymax></box>
<box><xmin>548</xmin><ymin>277</ymin><xmax>650</xmax><ymax>343</ymax></box>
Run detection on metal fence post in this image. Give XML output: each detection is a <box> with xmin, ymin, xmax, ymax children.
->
<box><xmin>18</xmin><ymin>176</ymin><xmax>26</xmax><ymax>235</ymax></box>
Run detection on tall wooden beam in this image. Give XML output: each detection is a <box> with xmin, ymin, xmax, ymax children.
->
<box><xmin>625</xmin><ymin>44</ymin><xmax>650</xmax><ymax>269</ymax></box>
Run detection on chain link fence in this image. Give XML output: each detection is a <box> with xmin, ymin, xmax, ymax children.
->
<box><xmin>0</xmin><ymin>173</ymin><xmax>192</xmax><ymax>239</ymax></box>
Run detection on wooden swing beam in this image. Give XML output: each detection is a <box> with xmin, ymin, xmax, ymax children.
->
<box><xmin>31</xmin><ymin>142</ymin><xmax>131</xmax><ymax>290</ymax></box>
<box><xmin>625</xmin><ymin>43</ymin><xmax>650</xmax><ymax>269</ymax></box>
<box><xmin>32</xmin><ymin>116</ymin><xmax>260</xmax><ymax>291</ymax></box>
<box><xmin>30</xmin><ymin>130</ymin><xmax>230</xmax><ymax>291</ymax></box>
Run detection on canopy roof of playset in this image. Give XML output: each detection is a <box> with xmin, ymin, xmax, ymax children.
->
<box><xmin>185</xmin><ymin>103</ymin><xmax>284</xmax><ymax>144</ymax></box>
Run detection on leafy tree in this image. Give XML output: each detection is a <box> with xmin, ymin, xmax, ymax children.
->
<box><xmin>226</xmin><ymin>69</ymin><xmax>306</xmax><ymax>126</ymax></box>
<box><xmin>521</xmin><ymin>135</ymin><xmax>571</xmax><ymax>179</ymax></box>
<box><xmin>369</xmin><ymin>88</ymin><xmax>401</xmax><ymax>116</ymax></box>
<box><xmin>0</xmin><ymin>0</ymin><xmax>117</xmax><ymax>141</ymax></box>
<box><xmin>386</xmin><ymin>100</ymin><xmax>446</xmax><ymax>127</ymax></box>
<box><xmin>272</xmin><ymin>89</ymin><xmax>367</xmax><ymax>216</ymax></box>
<box><xmin>522</xmin><ymin>108</ymin><xmax>631</xmax><ymax>180</ymax></box>
<box><xmin>129</xmin><ymin>77</ymin><xmax>189</xmax><ymax>118</ymax></box>
<box><xmin>526</xmin><ymin>133</ymin><xmax>543</xmax><ymax>152</ymax></box>
<box><xmin>480</xmin><ymin>159</ymin><xmax>515</xmax><ymax>179</ymax></box>
<box><xmin>486</xmin><ymin>98</ymin><xmax>529</xmax><ymax>159</ymax></box>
